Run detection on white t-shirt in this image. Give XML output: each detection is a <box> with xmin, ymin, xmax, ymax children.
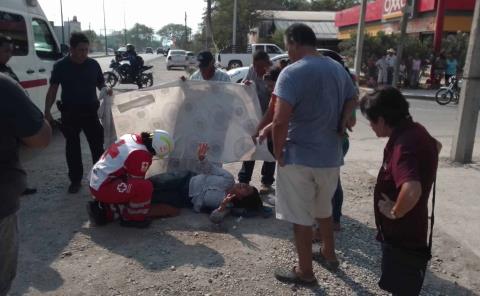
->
<box><xmin>190</xmin><ymin>68</ymin><xmax>231</xmax><ymax>82</ymax></box>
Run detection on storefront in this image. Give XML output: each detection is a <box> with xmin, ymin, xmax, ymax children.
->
<box><xmin>335</xmin><ymin>0</ymin><xmax>475</xmax><ymax>40</ymax></box>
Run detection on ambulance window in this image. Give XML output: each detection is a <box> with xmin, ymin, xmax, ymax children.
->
<box><xmin>32</xmin><ymin>18</ymin><xmax>60</xmax><ymax>60</ymax></box>
<box><xmin>0</xmin><ymin>11</ymin><xmax>28</xmax><ymax>56</ymax></box>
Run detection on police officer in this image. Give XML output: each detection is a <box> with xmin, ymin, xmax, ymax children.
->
<box><xmin>44</xmin><ymin>32</ymin><xmax>112</xmax><ymax>194</ymax></box>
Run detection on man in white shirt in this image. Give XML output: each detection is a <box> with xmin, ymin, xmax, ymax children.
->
<box><xmin>189</xmin><ymin>51</ymin><xmax>230</xmax><ymax>82</ymax></box>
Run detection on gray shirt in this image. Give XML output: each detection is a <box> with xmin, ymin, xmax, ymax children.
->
<box><xmin>189</xmin><ymin>159</ymin><xmax>235</xmax><ymax>212</ymax></box>
<box><xmin>274</xmin><ymin>55</ymin><xmax>356</xmax><ymax>168</ymax></box>
<box><xmin>243</xmin><ymin>65</ymin><xmax>270</xmax><ymax>114</ymax></box>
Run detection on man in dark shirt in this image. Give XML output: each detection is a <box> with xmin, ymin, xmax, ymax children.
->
<box><xmin>44</xmin><ymin>32</ymin><xmax>112</xmax><ymax>194</ymax></box>
<box><xmin>0</xmin><ymin>73</ymin><xmax>52</xmax><ymax>296</ymax></box>
<box><xmin>360</xmin><ymin>87</ymin><xmax>439</xmax><ymax>296</ymax></box>
<box><xmin>0</xmin><ymin>34</ymin><xmax>39</xmax><ymax>196</ymax></box>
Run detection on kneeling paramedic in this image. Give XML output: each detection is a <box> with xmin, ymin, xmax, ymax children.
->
<box><xmin>87</xmin><ymin>130</ymin><xmax>175</xmax><ymax>228</ymax></box>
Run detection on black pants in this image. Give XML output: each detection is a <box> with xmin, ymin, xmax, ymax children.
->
<box><xmin>379</xmin><ymin>243</ymin><xmax>428</xmax><ymax>296</ymax></box>
<box><xmin>148</xmin><ymin>171</ymin><xmax>194</xmax><ymax>208</ymax></box>
<box><xmin>238</xmin><ymin>140</ymin><xmax>275</xmax><ymax>185</ymax></box>
<box><xmin>60</xmin><ymin>111</ymin><xmax>104</xmax><ymax>184</ymax></box>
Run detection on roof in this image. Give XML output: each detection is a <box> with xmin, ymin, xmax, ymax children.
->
<box><xmin>258</xmin><ymin>10</ymin><xmax>336</xmax><ymax>21</ymax></box>
<box><xmin>257</xmin><ymin>10</ymin><xmax>338</xmax><ymax>40</ymax></box>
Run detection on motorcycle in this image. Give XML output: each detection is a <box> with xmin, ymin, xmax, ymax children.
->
<box><xmin>103</xmin><ymin>59</ymin><xmax>154</xmax><ymax>89</ymax></box>
<box><xmin>435</xmin><ymin>76</ymin><xmax>462</xmax><ymax>105</ymax></box>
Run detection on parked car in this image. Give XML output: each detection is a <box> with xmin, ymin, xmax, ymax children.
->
<box><xmin>145</xmin><ymin>47</ymin><xmax>153</xmax><ymax>54</ymax></box>
<box><xmin>166</xmin><ymin>49</ymin><xmax>188</xmax><ymax>70</ymax></box>
<box><xmin>227</xmin><ymin>66</ymin><xmax>249</xmax><ymax>83</ymax></box>
<box><xmin>186</xmin><ymin>51</ymin><xmax>197</xmax><ymax>66</ymax></box>
<box><xmin>156</xmin><ymin>47</ymin><xmax>164</xmax><ymax>55</ymax></box>
<box><xmin>216</xmin><ymin>43</ymin><xmax>284</xmax><ymax>69</ymax></box>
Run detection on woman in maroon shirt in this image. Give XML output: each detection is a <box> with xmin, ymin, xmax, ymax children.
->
<box><xmin>360</xmin><ymin>87</ymin><xmax>440</xmax><ymax>296</ymax></box>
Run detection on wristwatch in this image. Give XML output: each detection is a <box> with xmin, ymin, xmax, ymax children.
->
<box><xmin>390</xmin><ymin>209</ymin><xmax>398</xmax><ymax>219</ymax></box>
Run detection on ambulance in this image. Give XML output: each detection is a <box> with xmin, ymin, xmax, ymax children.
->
<box><xmin>1</xmin><ymin>0</ymin><xmax>63</xmax><ymax>116</ymax></box>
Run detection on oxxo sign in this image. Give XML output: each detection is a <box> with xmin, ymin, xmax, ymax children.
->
<box><xmin>383</xmin><ymin>0</ymin><xmax>407</xmax><ymax>19</ymax></box>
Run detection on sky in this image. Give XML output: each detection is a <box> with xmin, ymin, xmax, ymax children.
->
<box><xmin>38</xmin><ymin>0</ymin><xmax>206</xmax><ymax>35</ymax></box>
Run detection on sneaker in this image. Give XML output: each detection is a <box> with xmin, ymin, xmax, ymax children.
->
<box><xmin>259</xmin><ymin>184</ymin><xmax>274</xmax><ymax>195</ymax></box>
<box><xmin>119</xmin><ymin>218</ymin><xmax>151</xmax><ymax>229</ymax></box>
<box><xmin>209</xmin><ymin>208</ymin><xmax>231</xmax><ymax>224</ymax></box>
<box><xmin>86</xmin><ymin>201</ymin><xmax>109</xmax><ymax>226</ymax></box>
<box><xmin>68</xmin><ymin>182</ymin><xmax>81</xmax><ymax>194</ymax></box>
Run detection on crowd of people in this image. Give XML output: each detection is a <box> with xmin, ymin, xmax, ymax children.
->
<box><xmin>1</xmin><ymin>24</ymin><xmax>440</xmax><ymax>296</ymax></box>
<box><xmin>365</xmin><ymin>48</ymin><xmax>459</xmax><ymax>89</ymax></box>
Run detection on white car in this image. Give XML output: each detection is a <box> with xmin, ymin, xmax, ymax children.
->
<box><xmin>227</xmin><ymin>66</ymin><xmax>249</xmax><ymax>83</ymax></box>
<box><xmin>166</xmin><ymin>49</ymin><xmax>188</xmax><ymax>70</ymax></box>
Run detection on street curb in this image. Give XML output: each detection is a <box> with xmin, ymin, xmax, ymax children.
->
<box><xmin>359</xmin><ymin>87</ymin><xmax>435</xmax><ymax>101</ymax></box>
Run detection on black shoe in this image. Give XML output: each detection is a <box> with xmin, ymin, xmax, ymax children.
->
<box><xmin>86</xmin><ymin>201</ymin><xmax>109</xmax><ymax>226</ymax></box>
<box><xmin>22</xmin><ymin>187</ymin><xmax>37</xmax><ymax>195</ymax></box>
<box><xmin>68</xmin><ymin>182</ymin><xmax>81</xmax><ymax>194</ymax></box>
<box><xmin>119</xmin><ymin>218</ymin><xmax>151</xmax><ymax>229</ymax></box>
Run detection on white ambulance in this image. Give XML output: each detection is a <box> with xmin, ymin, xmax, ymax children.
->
<box><xmin>1</xmin><ymin>0</ymin><xmax>62</xmax><ymax>116</ymax></box>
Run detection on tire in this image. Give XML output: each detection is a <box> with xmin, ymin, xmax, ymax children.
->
<box><xmin>103</xmin><ymin>71</ymin><xmax>118</xmax><ymax>88</ymax></box>
<box><xmin>228</xmin><ymin>60</ymin><xmax>242</xmax><ymax>69</ymax></box>
<box><xmin>166</xmin><ymin>66</ymin><xmax>171</xmax><ymax>70</ymax></box>
<box><xmin>138</xmin><ymin>73</ymin><xmax>153</xmax><ymax>89</ymax></box>
<box><xmin>435</xmin><ymin>88</ymin><xmax>453</xmax><ymax>105</ymax></box>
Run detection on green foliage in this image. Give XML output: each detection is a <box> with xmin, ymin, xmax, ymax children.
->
<box><xmin>282</xmin><ymin>0</ymin><xmax>310</xmax><ymax>10</ymax></box>
<box><xmin>311</xmin><ymin>0</ymin><xmax>359</xmax><ymax>11</ymax></box>
<box><xmin>260</xmin><ymin>29</ymin><xmax>285</xmax><ymax>48</ymax></box>
<box><xmin>339</xmin><ymin>31</ymin><xmax>432</xmax><ymax>67</ymax></box>
<box><xmin>127</xmin><ymin>23</ymin><xmax>155</xmax><ymax>49</ymax></box>
<box><xmin>157</xmin><ymin>23</ymin><xmax>192</xmax><ymax>49</ymax></box>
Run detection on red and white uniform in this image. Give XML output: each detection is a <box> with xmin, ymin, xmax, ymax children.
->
<box><xmin>89</xmin><ymin>134</ymin><xmax>153</xmax><ymax>221</ymax></box>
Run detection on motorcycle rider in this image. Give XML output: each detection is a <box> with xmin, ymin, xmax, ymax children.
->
<box><xmin>121</xmin><ymin>44</ymin><xmax>143</xmax><ymax>83</ymax></box>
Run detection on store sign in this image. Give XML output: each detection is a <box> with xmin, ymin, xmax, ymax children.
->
<box><xmin>383</xmin><ymin>0</ymin><xmax>407</xmax><ymax>19</ymax></box>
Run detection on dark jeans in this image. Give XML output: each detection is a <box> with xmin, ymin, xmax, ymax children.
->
<box><xmin>332</xmin><ymin>178</ymin><xmax>343</xmax><ymax>223</ymax></box>
<box><xmin>238</xmin><ymin>140</ymin><xmax>275</xmax><ymax>185</ymax></box>
<box><xmin>387</xmin><ymin>67</ymin><xmax>394</xmax><ymax>85</ymax></box>
<box><xmin>332</xmin><ymin>136</ymin><xmax>350</xmax><ymax>223</ymax></box>
<box><xmin>149</xmin><ymin>171</ymin><xmax>195</xmax><ymax>208</ymax></box>
<box><xmin>60</xmin><ymin>111</ymin><xmax>104</xmax><ymax>184</ymax></box>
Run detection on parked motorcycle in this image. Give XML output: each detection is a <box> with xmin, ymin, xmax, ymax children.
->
<box><xmin>435</xmin><ymin>76</ymin><xmax>462</xmax><ymax>105</ymax></box>
<box><xmin>103</xmin><ymin>59</ymin><xmax>154</xmax><ymax>89</ymax></box>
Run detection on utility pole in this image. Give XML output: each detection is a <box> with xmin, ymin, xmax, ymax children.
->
<box><xmin>232</xmin><ymin>0</ymin><xmax>238</xmax><ymax>53</ymax></box>
<box><xmin>354</xmin><ymin>0</ymin><xmax>367</xmax><ymax>79</ymax></box>
<box><xmin>451</xmin><ymin>0</ymin><xmax>480</xmax><ymax>163</ymax></box>
<box><xmin>393</xmin><ymin>0</ymin><xmax>412</xmax><ymax>86</ymax></box>
<box><xmin>123</xmin><ymin>2</ymin><xmax>127</xmax><ymax>45</ymax></box>
<box><xmin>103</xmin><ymin>0</ymin><xmax>108</xmax><ymax>55</ymax></box>
<box><xmin>60</xmin><ymin>0</ymin><xmax>65</xmax><ymax>44</ymax></box>
<box><xmin>185</xmin><ymin>11</ymin><xmax>188</xmax><ymax>48</ymax></box>
<box><xmin>206</xmin><ymin>0</ymin><xmax>212</xmax><ymax>50</ymax></box>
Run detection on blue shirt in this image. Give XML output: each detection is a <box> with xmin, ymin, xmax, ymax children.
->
<box><xmin>274</xmin><ymin>55</ymin><xmax>356</xmax><ymax>168</ymax></box>
<box><xmin>445</xmin><ymin>59</ymin><xmax>458</xmax><ymax>75</ymax></box>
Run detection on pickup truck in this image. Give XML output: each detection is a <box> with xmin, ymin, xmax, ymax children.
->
<box><xmin>216</xmin><ymin>43</ymin><xmax>284</xmax><ymax>69</ymax></box>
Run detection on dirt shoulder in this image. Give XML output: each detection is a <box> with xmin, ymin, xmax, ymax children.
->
<box><xmin>9</xmin><ymin>131</ymin><xmax>480</xmax><ymax>296</ymax></box>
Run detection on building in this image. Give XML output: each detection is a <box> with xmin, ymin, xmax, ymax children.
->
<box><xmin>52</xmin><ymin>15</ymin><xmax>82</xmax><ymax>45</ymax></box>
<box><xmin>250</xmin><ymin>10</ymin><xmax>339</xmax><ymax>50</ymax></box>
<box><xmin>335</xmin><ymin>0</ymin><xmax>475</xmax><ymax>41</ymax></box>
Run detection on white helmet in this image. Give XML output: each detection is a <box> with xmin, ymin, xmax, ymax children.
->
<box><xmin>152</xmin><ymin>130</ymin><xmax>174</xmax><ymax>158</ymax></box>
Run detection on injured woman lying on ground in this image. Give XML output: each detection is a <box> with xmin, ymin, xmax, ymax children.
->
<box><xmin>148</xmin><ymin>143</ymin><xmax>271</xmax><ymax>224</ymax></box>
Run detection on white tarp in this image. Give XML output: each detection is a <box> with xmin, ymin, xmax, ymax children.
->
<box><xmin>110</xmin><ymin>80</ymin><xmax>274</xmax><ymax>173</ymax></box>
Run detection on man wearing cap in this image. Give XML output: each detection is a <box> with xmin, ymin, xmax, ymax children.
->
<box><xmin>189</xmin><ymin>51</ymin><xmax>230</xmax><ymax>82</ymax></box>
<box><xmin>386</xmin><ymin>48</ymin><xmax>397</xmax><ymax>85</ymax></box>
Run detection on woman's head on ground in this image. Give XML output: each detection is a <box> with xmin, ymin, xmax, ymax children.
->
<box><xmin>360</xmin><ymin>87</ymin><xmax>411</xmax><ymax>137</ymax></box>
<box><xmin>230</xmin><ymin>185</ymin><xmax>262</xmax><ymax>209</ymax></box>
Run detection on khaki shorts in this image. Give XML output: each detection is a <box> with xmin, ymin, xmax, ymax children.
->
<box><xmin>276</xmin><ymin>165</ymin><xmax>339</xmax><ymax>226</ymax></box>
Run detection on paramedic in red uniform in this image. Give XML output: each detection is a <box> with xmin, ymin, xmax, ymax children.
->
<box><xmin>87</xmin><ymin>130</ymin><xmax>174</xmax><ymax>228</ymax></box>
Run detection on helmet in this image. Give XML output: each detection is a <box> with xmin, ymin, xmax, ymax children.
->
<box><xmin>126</xmin><ymin>44</ymin><xmax>135</xmax><ymax>52</ymax></box>
<box><xmin>152</xmin><ymin>130</ymin><xmax>174</xmax><ymax>158</ymax></box>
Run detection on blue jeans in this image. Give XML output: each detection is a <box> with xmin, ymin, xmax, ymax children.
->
<box><xmin>332</xmin><ymin>136</ymin><xmax>350</xmax><ymax>223</ymax></box>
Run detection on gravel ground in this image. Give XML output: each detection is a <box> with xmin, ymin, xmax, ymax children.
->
<box><xmin>8</xmin><ymin>57</ymin><xmax>480</xmax><ymax>296</ymax></box>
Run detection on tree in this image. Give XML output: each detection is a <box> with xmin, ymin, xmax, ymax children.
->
<box><xmin>282</xmin><ymin>0</ymin><xmax>310</xmax><ymax>10</ymax></box>
<box><xmin>157</xmin><ymin>23</ymin><xmax>192</xmax><ymax>48</ymax></box>
<box><xmin>127</xmin><ymin>23</ymin><xmax>154</xmax><ymax>49</ymax></box>
<box><xmin>311</xmin><ymin>0</ymin><xmax>359</xmax><ymax>11</ymax></box>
